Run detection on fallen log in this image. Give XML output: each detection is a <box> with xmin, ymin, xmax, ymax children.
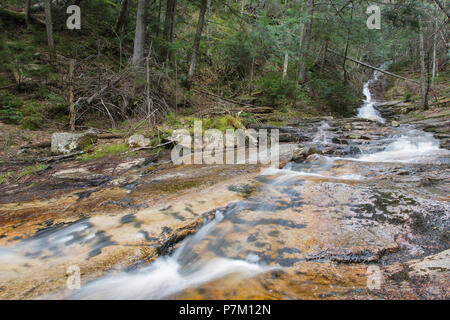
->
<box><xmin>123</xmin><ymin>141</ymin><xmax>174</xmax><ymax>154</ymax></box>
<box><xmin>0</xmin><ymin>7</ymin><xmax>45</xmax><ymax>26</ymax></box>
<box><xmin>193</xmin><ymin>89</ymin><xmax>268</xmax><ymax>109</ymax></box>
<box><xmin>327</xmin><ymin>49</ymin><xmax>420</xmax><ymax>84</ymax></box>
<box><xmin>98</xmin><ymin>133</ymin><xmax>125</xmax><ymax>140</ymax></box>
<box><xmin>235</xmin><ymin>107</ymin><xmax>274</xmax><ymax>114</ymax></box>
<box><xmin>20</xmin><ymin>141</ymin><xmax>51</xmax><ymax>149</ymax></box>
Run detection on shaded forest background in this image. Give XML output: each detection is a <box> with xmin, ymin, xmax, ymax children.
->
<box><xmin>0</xmin><ymin>0</ymin><xmax>448</xmax><ymax>133</ymax></box>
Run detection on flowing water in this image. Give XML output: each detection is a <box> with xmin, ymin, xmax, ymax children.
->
<box><xmin>357</xmin><ymin>68</ymin><xmax>386</xmax><ymax>123</ymax></box>
<box><xmin>0</xmin><ymin>71</ymin><xmax>449</xmax><ymax>299</ymax></box>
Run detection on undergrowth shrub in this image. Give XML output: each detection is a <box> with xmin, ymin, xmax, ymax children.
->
<box><xmin>309</xmin><ymin>78</ymin><xmax>358</xmax><ymax>116</ymax></box>
<box><xmin>21</xmin><ymin>102</ymin><xmax>47</xmax><ymax>130</ymax></box>
<box><xmin>256</xmin><ymin>72</ymin><xmax>306</xmax><ymax>107</ymax></box>
<box><xmin>0</xmin><ymin>91</ymin><xmax>23</xmax><ymax>124</ymax></box>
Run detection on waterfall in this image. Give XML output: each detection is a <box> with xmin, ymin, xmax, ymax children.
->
<box><xmin>357</xmin><ymin>69</ymin><xmax>386</xmax><ymax>123</ymax></box>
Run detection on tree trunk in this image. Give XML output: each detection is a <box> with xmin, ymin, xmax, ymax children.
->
<box><xmin>298</xmin><ymin>0</ymin><xmax>314</xmax><ymax>83</ymax></box>
<box><xmin>132</xmin><ymin>0</ymin><xmax>148</xmax><ymax>68</ymax></box>
<box><xmin>342</xmin><ymin>4</ymin><xmax>353</xmax><ymax>84</ymax></box>
<box><xmin>206</xmin><ymin>0</ymin><xmax>211</xmax><ymax>57</ymax></box>
<box><xmin>156</xmin><ymin>0</ymin><xmax>162</xmax><ymax>36</ymax></box>
<box><xmin>68</xmin><ymin>59</ymin><xmax>75</xmax><ymax>131</ymax></box>
<box><xmin>25</xmin><ymin>0</ymin><xmax>32</xmax><ymax>27</ymax></box>
<box><xmin>432</xmin><ymin>13</ymin><xmax>438</xmax><ymax>84</ymax></box>
<box><xmin>43</xmin><ymin>0</ymin><xmax>55</xmax><ymax>59</ymax></box>
<box><xmin>115</xmin><ymin>0</ymin><xmax>130</xmax><ymax>34</ymax></box>
<box><xmin>282</xmin><ymin>53</ymin><xmax>289</xmax><ymax>80</ymax></box>
<box><xmin>163</xmin><ymin>0</ymin><xmax>176</xmax><ymax>41</ymax></box>
<box><xmin>418</xmin><ymin>15</ymin><xmax>428</xmax><ymax>110</ymax></box>
<box><xmin>188</xmin><ymin>0</ymin><xmax>208</xmax><ymax>81</ymax></box>
<box><xmin>162</xmin><ymin>0</ymin><xmax>177</xmax><ymax>60</ymax></box>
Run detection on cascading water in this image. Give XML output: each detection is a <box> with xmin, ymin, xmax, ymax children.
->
<box><xmin>70</xmin><ymin>209</ymin><xmax>279</xmax><ymax>299</ymax></box>
<box><xmin>357</xmin><ymin>68</ymin><xmax>386</xmax><ymax>123</ymax></box>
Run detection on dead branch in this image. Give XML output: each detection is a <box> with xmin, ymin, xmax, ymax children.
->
<box><xmin>193</xmin><ymin>89</ymin><xmax>265</xmax><ymax>108</ymax></box>
<box><xmin>327</xmin><ymin>49</ymin><xmax>420</xmax><ymax>83</ymax></box>
<box><xmin>123</xmin><ymin>141</ymin><xmax>174</xmax><ymax>154</ymax></box>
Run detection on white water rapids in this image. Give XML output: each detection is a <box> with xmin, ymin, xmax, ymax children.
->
<box><xmin>357</xmin><ymin>68</ymin><xmax>385</xmax><ymax>123</ymax></box>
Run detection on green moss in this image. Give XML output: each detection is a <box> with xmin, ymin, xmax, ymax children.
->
<box><xmin>79</xmin><ymin>143</ymin><xmax>129</xmax><ymax>160</ymax></box>
<box><xmin>0</xmin><ymin>171</ymin><xmax>16</xmax><ymax>184</ymax></box>
<box><xmin>0</xmin><ymin>164</ymin><xmax>47</xmax><ymax>184</ymax></box>
<box><xmin>16</xmin><ymin>164</ymin><xmax>47</xmax><ymax>180</ymax></box>
<box><xmin>414</xmin><ymin>113</ymin><xmax>425</xmax><ymax>121</ymax></box>
<box><xmin>266</xmin><ymin>120</ymin><xmax>286</xmax><ymax>126</ymax></box>
<box><xmin>144</xmin><ymin>179</ymin><xmax>208</xmax><ymax>194</ymax></box>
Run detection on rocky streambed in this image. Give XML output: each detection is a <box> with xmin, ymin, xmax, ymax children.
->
<box><xmin>0</xmin><ymin>73</ymin><xmax>449</xmax><ymax>300</ymax></box>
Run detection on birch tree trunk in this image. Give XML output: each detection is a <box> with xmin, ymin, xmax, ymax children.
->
<box><xmin>43</xmin><ymin>0</ymin><xmax>55</xmax><ymax>59</ymax></box>
<box><xmin>432</xmin><ymin>14</ymin><xmax>438</xmax><ymax>84</ymax></box>
<box><xmin>282</xmin><ymin>53</ymin><xmax>289</xmax><ymax>80</ymax></box>
<box><xmin>188</xmin><ymin>0</ymin><xmax>208</xmax><ymax>81</ymax></box>
<box><xmin>132</xmin><ymin>0</ymin><xmax>148</xmax><ymax>68</ymax></box>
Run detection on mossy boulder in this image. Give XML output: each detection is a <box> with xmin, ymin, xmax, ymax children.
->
<box><xmin>51</xmin><ymin>130</ymin><xmax>97</xmax><ymax>155</ymax></box>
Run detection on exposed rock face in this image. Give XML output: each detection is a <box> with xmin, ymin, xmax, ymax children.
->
<box><xmin>51</xmin><ymin>130</ymin><xmax>97</xmax><ymax>154</ymax></box>
<box><xmin>375</xmin><ymin>100</ymin><xmax>414</xmax><ymax>118</ymax></box>
<box><xmin>128</xmin><ymin>134</ymin><xmax>151</xmax><ymax>148</ymax></box>
<box><xmin>1</xmin><ymin>114</ymin><xmax>449</xmax><ymax>300</ymax></box>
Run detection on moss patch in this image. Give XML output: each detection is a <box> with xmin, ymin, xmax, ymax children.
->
<box><xmin>79</xmin><ymin>143</ymin><xmax>129</xmax><ymax>160</ymax></box>
<box><xmin>0</xmin><ymin>164</ymin><xmax>47</xmax><ymax>184</ymax></box>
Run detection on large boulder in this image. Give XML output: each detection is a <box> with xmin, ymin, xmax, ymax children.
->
<box><xmin>51</xmin><ymin>130</ymin><xmax>97</xmax><ymax>155</ymax></box>
<box><xmin>128</xmin><ymin>134</ymin><xmax>151</xmax><ymax>148</ymax></box>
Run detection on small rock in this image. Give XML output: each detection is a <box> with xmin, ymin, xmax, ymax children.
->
<box><xmin>292</xmin><ymin>148</ymin><xmax>307</xmax><ymax>163</ymax></box>
<box><xmin>343</xmin><ymin>124</ymin><xmax>352</xmax><ymax>131</ymax></box>
<box><xmin>391</xmin><ymin>120</ymin><xmax>400</xmax><ymax>128</ymax></box>
<box><xmin>332</xmin><ymin>137</ymin><xmax>348</xmax><ymax>145</ymax></box>
<box><xmin>306</xmin><ymin>154</ymin><xmax>327</xmax><ymax>163</ymax></box>
<box><xmin>278</xmin><ymin>133</ymin><xmax>297</xmax><ymax>143</ymax></box>
<box><xmin>128</xmin><ymin>134</ymin><xmax>151</xmax><ymax>148</ymax></box>
<box><xmin>344</xmin><ymin>146</ymin><xmax>362</xmax><ymax>155</ymax></box>
<box><xmin>51</xmin><ymin>130</ymin><xmax>97</xmax><ymax>155</ymax></box>
<box><xmin>306</xmin><ymin>145</ymin><xmax>323</xmax><ymax>156</ymax></box>
<box><xmin>347</xmin><ymin>134</ymin><xmax>362</xmax><ymax>140</ymax></box>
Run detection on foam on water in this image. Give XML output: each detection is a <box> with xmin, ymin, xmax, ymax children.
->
<box><xmin>356</xmin><ymin>129</ymin><xmax>449</xmax><ymax>163</ymax></box>
<box><xmin>312</xmin><ymin>121</ymin><xmax>333</xmax><ymax>144</ymax></box>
